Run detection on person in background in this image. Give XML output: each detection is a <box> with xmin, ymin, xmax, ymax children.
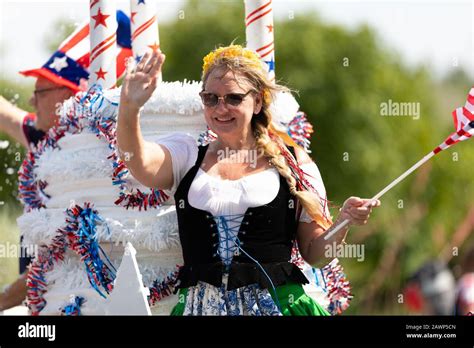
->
<box><xmin>0</xmin><ymin>11</ymin><xmax>132</xmax><ymax>312</ymax></box>
<box><xmin>0</xmin><ymin>49</ymin><xmax>87</xmax><ymax>312</ymax></box>
<box><xmin>404</xmin><ymin>260</ymin><xmax>457</xmax><ymax>315</ymax></box>
<box><xmin>455</xmin><ymin>247</ymin><xmax>474</xmax><ymax>315</ymax></box>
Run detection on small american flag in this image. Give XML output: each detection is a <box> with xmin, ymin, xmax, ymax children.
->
<box><xmin>434</xmin><ymin>87</ymin><xmax>474</xmax><ymax>154</ymax></box>
<box><xmin>20</xmin><ymin>10</ymin><xmax>132</xmax><ymax>91</ymax></box>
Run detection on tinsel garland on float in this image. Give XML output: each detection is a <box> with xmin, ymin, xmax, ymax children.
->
<box><xmin>26</xmin><ymin>203</ymin><xmax>114</xmax><ymax>315</ymax></box>
<box><xmin>26</xmin><ymin>232</ymin><xmax>68</xmax><ymax>315</ymax></box>
<box><xmin>323</xmin><ymin>259</ymin><xmax>353</xmax><ymax>315</ymax></box>
<box><xmin>18</xmin><ymin>85</ymin><xmax>169</xmax><ymax>212</ymax></box>
<box><xmin>84</xmin><ymin>86</ymin><xmax>169</xmax><ymax>210</ymax></box>
<box><xmin>26</xmin><ymin>200</ymin><xmax>180</xmax><ymax>315</ymax></box>
<box><xmin>286</xmin><ymin>112</ymin><xmax>314</xmax><ymax>151</ymax></box>
<box><xmin>63</xmin><ymin>203</ymin><xmax>116</xmax><ymax>298</ymax></box>
<box><xmin>147</xmin><ymin>269</ymin><xmax>181</xmax><ymax>306</ymax></box>
<box><xmin>60</xmin><ymin>296</ymin><xmax>86</xmax><ymax>316</ymax></box>
<box><xmin>290</xmin><ymin>245</ymin><xmax>352</xmax><ymax>315</ymax></box>
<box><xmin>17</xmin><ymin>91</ymin><xmax>86</xmax><ymax>211</ymax></box>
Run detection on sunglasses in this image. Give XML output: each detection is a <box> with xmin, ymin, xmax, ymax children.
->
<box><xmin>199</xmin><ymin>90</ymin><xmax>253</xmax><ymax>107</ymax></box>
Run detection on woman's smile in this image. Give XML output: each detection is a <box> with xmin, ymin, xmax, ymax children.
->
<box><xmin>214</xmin><ymin>116</ymin><xmax>236</xmax><ymax>124</ymax></box>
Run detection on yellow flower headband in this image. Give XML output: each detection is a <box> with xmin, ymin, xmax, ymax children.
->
<box><xmin>202</xmin><ymin>45</ymin><xmax>272</xmax><ymax>104</ymax></box>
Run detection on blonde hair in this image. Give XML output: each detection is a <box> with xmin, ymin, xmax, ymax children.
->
<box><xmin>202</xmin><ymin>45</ymin><xmax>332</xmax><ymax>229</ymax></box>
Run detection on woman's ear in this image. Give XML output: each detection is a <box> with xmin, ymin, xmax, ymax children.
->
<box><xmin>253</xmin><ymin>93</ymin><xmax>263</xmax><ymax>114</ymax></box>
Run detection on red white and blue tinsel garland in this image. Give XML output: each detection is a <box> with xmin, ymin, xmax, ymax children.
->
<box><xmin>84</xmin><ymin>85</ymin><xmax>170</xmax><ymax>210</ymax></box>
<box><xmin>18</xmin><ymin>151</ymin><xmax>48</xmax><ymax>211</ymax></box>
<box><xmin>18</xmin><ymin>90</ymin><xmax>100</xmax><ymax>211</ymax></box>
<box><xmin>285</xmin><ymin>111</ymin><xmax>313</xmax><ymax>151</ymax></box>
<box><xmin>271</xmin><ymin>131</ymin><xmax>331</xmax><ymax>224</ymax></box>
<box><xmin>26</xmin><ymin>233</ymin><xmax>68</xmax><ymax>315</ymax></box>
<box><xmin>197</xmin><ymin>127</ymin><xmax>218</xmax><ymax>146</ymax></box>
<box><xmin>17</xmin><ymin>118</ymin><xmax>78</xmax><ymax>211</ymax></box>
<box><xmin>290</xmin><ymin>245</ymin><xmax>352</xmax><ymax>315</ymax></box>
<box><xmin>62</xmin><ymin>203</ymin><xmax>116</xmax><ymax>298</ymax></box>
<box><xmin>26</xmin><ymin>202</ymin><xmax>115</xmax><ymax>315</ymax></box>
<box><xmin>323</xmin><ymin>259</ymin><xmax>353</xmax><ymax>315</ymax></box>
<box><xmin>60</xmin><ymin>295</ymin><xmax>86</xmax><ymax>316</ymax></box>
<box><xmin>18</xmin><ymin>85</ymin><xmax>169</xmax><ymax>211</ymax></box>
<box><xmin>147</xmin><ymin>268</ymin><xmax>181</xmax><ymax>306</ymax></box>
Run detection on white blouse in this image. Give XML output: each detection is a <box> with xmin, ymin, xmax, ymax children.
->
<box><xmin>158</xmin><ymin>132</ymin><xmax>331</xmax><ymax>225</ymax></box>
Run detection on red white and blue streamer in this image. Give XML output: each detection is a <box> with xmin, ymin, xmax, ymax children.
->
<box><xmin>61</xmin><ymin>296</ymin><xmax>86</xmax><ymax>316</ymax></box>
<box><xmin>286</xmin><ymin>112</ymin><xmax>314</xmax><ymax>152</ymax></box>
<box><xmin>323</xmin><ymin>259</ymin><xmax>353</xmax><ymax>315</ymax></box>
<box><xmin>19</xmin><ymin>85</ymin><xmax>169</xmax><ymax>212</ymax></box>
<box><xmin>18</xmin><ymin>92</ymin><xmax>88</xmax><ymax>211</ymax></box>
<box><xmin>26</xmin><ymin>202</ymin><xmax>114</xmax><ymax>315</ymax></box>
<box><xmin>290</xmin><ymin>245</ymin><xmax>352</xmax><ymax>315</ymax></box>
<box><xmin>26</xmin><ymin>233</ymin><xmax>68</xmax><ymax>315</ymax></box>
<box><xmin>147</xmin><ymin>267</ymin><xmax>181</xmax><ymax>306</ymax></box>
<box><xmin>63</xmin><ymin>203</ymin><xmax>116</xmax><ymax>298</ymax></box>
<box><xmin>83</xmin><ymin>86</ymin><xmax>170</xmax><ymax>210</ymax></box>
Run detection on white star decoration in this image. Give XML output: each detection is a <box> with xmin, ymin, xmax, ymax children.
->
<box><xmin>49</xmin><ymin>56</ymin><xmax>68</xmax><ymax>72</ymax></box>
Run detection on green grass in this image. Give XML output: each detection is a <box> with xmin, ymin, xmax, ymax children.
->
<box><xmin>0</xmin><ymin>205</ymin><xmax>22</xmax><ymax>288</ymax></box>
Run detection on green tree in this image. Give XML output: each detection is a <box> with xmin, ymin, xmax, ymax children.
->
<box><xmin>1</xmin><ymin>0</ymin><xmax>472</xmax><ymax>313</ymax></box>
<box><xmin>158</xmin><ymin>0</ymin><xmax>473</xmax><ymax>314</ymax></box>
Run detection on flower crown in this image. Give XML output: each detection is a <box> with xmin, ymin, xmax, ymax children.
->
<box><xmin>202</xmin><ymin>45</ymin><xmax>264</xmax><ymax>75</ymax></box>
<box><xmin>202</xmin><ymin>45</ymin><xmax>272</xmax><ymax>104</ymax></box>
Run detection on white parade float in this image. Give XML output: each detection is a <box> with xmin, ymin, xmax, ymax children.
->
<box><xmin>13</xmin><ymin>0</ymin><xmax>352</xmax><ymax>316</ymax></box>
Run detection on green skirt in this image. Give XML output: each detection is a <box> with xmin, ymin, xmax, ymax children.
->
<box><xmin>171</xmin><ymin>283</ymin><xmax>330</xmax><ymax>316</ymax></box>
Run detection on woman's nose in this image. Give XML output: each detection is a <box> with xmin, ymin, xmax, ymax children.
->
<box><xmin>214</xmin><ymin>98</ymin><xmax>229</xmax><ymax>113</ymax></box>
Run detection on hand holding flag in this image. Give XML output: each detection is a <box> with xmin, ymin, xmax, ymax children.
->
<box><xmin>324</xmin><ymin>87</ymin><xmax>474</xmax><ymax>241</ymax></box>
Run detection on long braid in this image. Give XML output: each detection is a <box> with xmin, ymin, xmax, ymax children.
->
<box><xmin>253</xmin><ymin>113</ymin><xmax>332</xmax><ymax>229</ymax></box>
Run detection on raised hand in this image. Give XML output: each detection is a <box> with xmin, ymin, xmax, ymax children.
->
<box><xmin>120</xmin><ymin>50</ymin><xmax>165</xmax><ymax>111</ymax></box>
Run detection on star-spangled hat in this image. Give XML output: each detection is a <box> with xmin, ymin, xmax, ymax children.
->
<box><xmin>20</xmin><ymin>10</ymin><xmax>132</xmax><ymax>92</ymax></box>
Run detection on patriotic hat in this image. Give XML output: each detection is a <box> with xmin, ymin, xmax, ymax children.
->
<box><xmin>20</xmin><ymin>10</ymin><xmax>132</xmax><ymax>92</ymax></box>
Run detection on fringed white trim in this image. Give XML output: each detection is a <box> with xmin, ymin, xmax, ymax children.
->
<box><xmin>142</xmin><ymin>80</ymin><xmax>203</xmax><ymax>115</ymax></box>
<box><xmin>17</xmin><ymin>209</ymin><xmax>65</xmax><ymax>248</ymax></box>
<box><xmin>44</xmin><ymin>252</ymin><xmax>181</xmax><ymax>291</ymax></box>
<box><xmin>18</xmin><ymin>206</ymin><xmax>182</xmax><ymax>254</ymax></box>
<box><xmin>35</xmin><ymin>135</ymin><xmax>112</xmax><ymax>183</ymax></box>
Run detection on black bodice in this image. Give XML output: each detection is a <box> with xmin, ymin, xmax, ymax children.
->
<box><xmin>174</xmin><ymin>145</ymin><xmax>308</xmax><ymax>290</ymax></box>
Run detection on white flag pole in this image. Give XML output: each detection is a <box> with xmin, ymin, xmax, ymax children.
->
<box><xmin>324</xmin><ymin>120</ymin><xmax>474</xmax><ymax>241</ymax></box>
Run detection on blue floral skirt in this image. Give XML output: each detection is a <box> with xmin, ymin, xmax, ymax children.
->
<box><xmin>171</xmin><ymin>281</ymin><xmax>330</xmax><ymax>316</ymax></box>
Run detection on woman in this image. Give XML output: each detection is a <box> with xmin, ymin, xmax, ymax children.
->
<box><xmin>117</xmin><ymin>45</ymin><xmax>380</xmax><ymax>315</ymax></box>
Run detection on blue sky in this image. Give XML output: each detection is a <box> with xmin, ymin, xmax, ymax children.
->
<box><xmin>0</xmin><ymin>0</ymin><xmax>472</xmax><ymax>85</ymax></box>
